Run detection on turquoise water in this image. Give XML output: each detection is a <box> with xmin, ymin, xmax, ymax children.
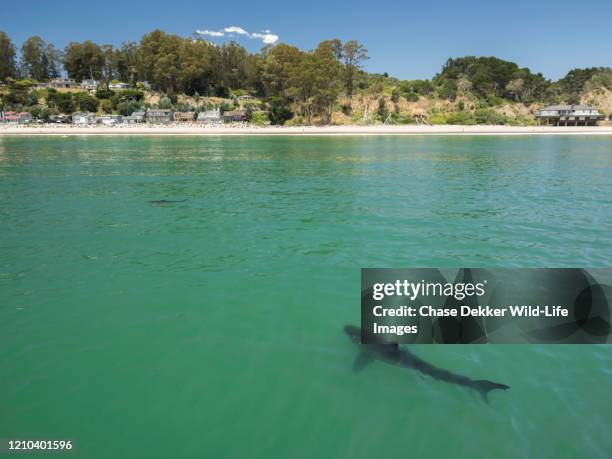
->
<box><xmin>1</xmin><ymin>135</ymin><xmax>611</xmax><ymax>458</ymax></box>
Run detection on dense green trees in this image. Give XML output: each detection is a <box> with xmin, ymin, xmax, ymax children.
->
<box><xmin>0</xmin><ymin>31</ymin><xmax>17</xmax><ymax>81</ymax></box>
<box><xmin>433</xmin><ymin>56</ymin><xmax>549</xmax><ymax>101</ymax></box>
<box><xmin>63</xmin><ymin>40</ymin><xmax>106</xmax><ymax>81</ymax></box>
<box><xmin>19</xmin><ymin>36</ymin><xmax>62</xmax><ymax>81</ymax></box>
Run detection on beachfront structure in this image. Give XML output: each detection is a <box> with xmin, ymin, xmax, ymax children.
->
<box><xmin>81</xmin><ymin>79</ymin><xmax>99</xmax><ymax>91</ymax></box>
<box><xmin>109</xmin><ymin>82</ymin><xmax>132</xmax><ymax>91</ymax></box>
<box><xmin>49</xmin><ymin>114</ymin><xmax>71</xmax><ymax>123</ymax></box>
<box><xmin>197</xmin><ymin>108</ymin><xmax>221</xmax><ymax>124</ymax></box>
<box><xmin>146</xmin><ymin>109</ymin><xmax>172</xmax><ymax>124</ymax></box>
<box><xmin>49</xmin><ymin>78</ymin><xmax>78</xmax><ymax>89</ymax></box>
<box><xmin>1</xmin><ymin>111</ymin><xmax>19</xmax><ymax>123</ymax></box>
<box><xmin>72</xmin><ymin>112</ymin><xmax>97</xmax><ymax>125</ymax></box>
<box><xmin>99</xmin><ymin>115</ymin><xmax>123</xmax><ymax>126</ymax></box>
<box><xmin>536</xmin><ymin>104</ymin><xmax>603</xmax><ymax>126</ymax></box>
<box><xmin>124</xmin><ymin>111</ymin><xmax>146</xmax><ymax>123</ymax></box>
<box><xmin>223</xmin><ymin>109</ymin><xmax>247</xmax><ymax>123</ymax></box>
<box><xmin>1</xmin><ymin>111</ymin><xmax>32</xmax><ymax>124</ymax></box>
<box><xmin>173</xmin><ymin>111</ymin><xmax>196</xmax><ymax>122</ymax></box>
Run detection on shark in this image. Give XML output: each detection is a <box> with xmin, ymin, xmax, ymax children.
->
<box><xmin>344</xmin><ymin>325</ymin><xmax>509</xmax><ymax>401</ymax></box>
<box><xmin>148</xmin><ymin>199</ymin><xmax>188</xmax><ymax>205</ymax></box>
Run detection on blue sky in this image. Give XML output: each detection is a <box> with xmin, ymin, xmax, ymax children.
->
<box><xmin>2</xmin><ymin>0</ymin><xmax>610</xmax><ymax>80</ymax></box>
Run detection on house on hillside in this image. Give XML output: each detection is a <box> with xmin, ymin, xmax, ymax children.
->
<box><xmin>146</xmin><ymin>109</ymin><xmax>172</xmax><ymax>124</ymax></box>
<box><xmin>99</xmin><ymin>115</ymin><xmax>123</xmax><ymax>126</ymax></box>
<box><xmin>72</xmin><ymin>112</ymin><xmax>97</xmax><ymax>125</ymax></box>
<box><xmin>18</xmin><ymin>112</ymin><xmax>32</xmax><ymax>124</ymax></box>
<box><xmin>1</xmin><ymin>111</ymin><xmax>19</xmax><ymax>123</ymax></box>
<box><xmin>124</xmin><ymin>111</ymin><xmax>146</xmax><ymax>123</ymax></box>
<box><xmin>1</xmin><ymin>112</ymin><xmax>31</xmax><ymax>124</ymax></box>
<box><xmin>49</xmin><ymin>78</ymin><xmax>78</xmax><ymax>89</ymax></box>
<box><xmin>197</xmin><ymin>108</ymin><xmax>221</xmax><ymax>124</ymax></box>
<box><xmin>81</xmin><ymin>79</ymin><xmax>99</xmax><ymax>91</ymax></box>
<box><xmin>222</xmin><ymin>109</ymin><xmax>247</xmax><ymax>123</ymax></box>
<box><xmin>49</xmin><ymin>114</ymin><xmax>71</xmax><ymax>123</ymax></box>
<box><xmin>173</xmin><ymin>111</ymin><xmax>196</xmax><ymax>122</ymax></box>
<box><xmin>536</xmin><ymin>104</ymin><xmax>603</xmax><ymax>126</ymax></box>
<box><xmin>109</xmin><ymin>82</ymin><xmax>132</xmax><ymax>91</ymax></box>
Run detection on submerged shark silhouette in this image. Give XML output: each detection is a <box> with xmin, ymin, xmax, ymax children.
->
<box><xmin>148</xmin><ymin>199</ymin><xmax>188</xmax><ymax>205</ymax></box>
<box><xmin>344</xmin><ymin>325</ymin><xmax>509</xmax><ymax>401</ymax></box>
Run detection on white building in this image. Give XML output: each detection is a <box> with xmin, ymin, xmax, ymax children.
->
<box><xmin>99</xmin><ymin>115</ymin><xmax>123</xmax><ymax>126</ymax></box>
<box><xmin>72</xmin><ymin>112</ymin><xmax>96</xmax><ymax>125</ymax></box>
<box><xmin>537</xmin><ymin>104</ymin><xmax>603</xmax><ymax>126</ymax></box>
<box><xmin>109</xmin><ymin>82</ymin><xmax>132</xmax><ymax>91</ymax></box>
<box><xmin>81</xmin><ymin>79</ymin><xmax>99</xmax><ymax>91</ymax></box>
<box><xmin>197</xmin><ymin>108</ymin><xmax>221</xmax><ymax>124</ymax></box>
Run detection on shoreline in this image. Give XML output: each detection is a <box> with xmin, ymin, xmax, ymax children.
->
<box><xmin>1</xmin><ymin>124</ymin><xmax>612</xmax><ymax>136</ymax></box>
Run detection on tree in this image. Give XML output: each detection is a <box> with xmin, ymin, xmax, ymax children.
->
<box><xmin>21</xmin><ymin>36</ymin><xmax>49</xmax><ymax>81</ymax></box>
<box><xmin>0</xmin><ymin>31</ymin><xmax>17</xmax><ymax>82</ymax></box>
<box><xmin>267</xmin><ymin>96</ymin><xmax>293</xmax><ymax>125</ymax></box>
<box><xmin>45</xmin><ymin>44</ymin><xmax>63</xmax><ymax>79</ymax></box>
<box><xmin>311</xmin><ymin>42</ymin><xmax>343</xmax><ymax>124</ymax></box>
<box><xmin>136</xmin><ymin>30</ymin><xmax>184</xmax><ymax>92</ymax></box>
<box><xmin>377</xmin><ymin>97</ymin><xmax>388</xmax><ymax>121</ymax></box>
<box><xmin>63</xmin><ymin>41</ymin><xmax>106</xmax><ymax>81</ymax></box>
<box><xmin>287</xmin><ymin>42</ymin><xmax>342</xmax><ymax>125</ymax></box>
<box><xmin>100</xmin><ymin>99</ymin><xmax>112</xmax><ymax>113</ymax></box>
<box><xmin>456</xmin><ymin>75</ymin><xmax>472</xmax><ymax>94</ymax></box>
<box><xmin>261</xmin><ymin>43</ymin><xmax>303</xmax><ymax>97</ymax></box>
<box><xmin>47</xmin><ymin>91</ymin><xmax>75</xmax><ymax>113</ymax></box>
<box><xmin>73</xmin><ymin>92</ymin><xmax>99</xmax><ymax>112</ymax></box>
<box><xmin>339</xmin><ymin>40</ymin><xmax>368</xmax><ymax>97</ymax></box>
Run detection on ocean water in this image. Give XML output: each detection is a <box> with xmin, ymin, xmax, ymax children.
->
<box><xmin>1</xmin><ymin>135</ymin><xmax>611</xmax><ymax>459</ymax></box>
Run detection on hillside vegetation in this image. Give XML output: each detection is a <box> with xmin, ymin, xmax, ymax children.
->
<box><xmin>0</xmin><ymin>30</ymin><xmax>611</xmax><ymax>125</ymax></box>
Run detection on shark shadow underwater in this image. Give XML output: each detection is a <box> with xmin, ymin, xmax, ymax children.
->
<box><xmin>344</xmin><ymin>325</ymin><xmax>509</xmax><ymax>402</ymax></box>
<box><xmin>148</xmin><ymin>199</ymin><xmax>188</xmax><ymax>205</ymax></box>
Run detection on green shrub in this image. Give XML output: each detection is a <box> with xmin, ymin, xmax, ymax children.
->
<box><xmin>428</xmin><ymin>113</ymin><xmax>449</xmax><ymax>125</ymax></box>
<box><xmin>389</xmin><ymin>113</ymin><xmax>415</xmax><ymax>124</ymax></box>
<box><xmin>100</xmin><ymin>99</ymin><xmax>112</xmax><ymax>113</ymax></box>
<box><xmin>446</xmin><ymin>111</ymin><xmax>476</xmax><ymax>125</ymax></box>
<box><xmin>250</xmin><ymin>111</ymin><xmax>268</xmax><ymax>126</ymax></box>
<box><xmin>95</xmin><ymin>89</ymin><xmax>115</xmax><ymax>99</ymax></box>
<box><xmin>474</xmin><ymin>108</ymin><xmax>507</xmax><ymax>125</ymax></box>
<box><xmin>73</xmin><ymin>92</ymin><xmax>99</xmax><ymax>112</ymax></box>
<box><xmin>116</xmin><ymin>101</ymin><xmax>142</xmax><ymax>116</ymax></box>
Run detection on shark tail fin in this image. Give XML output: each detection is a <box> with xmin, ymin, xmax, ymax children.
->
<box><xmin>473</xmin><ymin>380</ymin><xmax>510</xmax><ymax>402</ymax></box>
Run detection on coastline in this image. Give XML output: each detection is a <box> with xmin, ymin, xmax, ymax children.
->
<box><xmin>1</xmin><ymin>124</ymin><xmax>612</xmax><ymax>136</ymax></box>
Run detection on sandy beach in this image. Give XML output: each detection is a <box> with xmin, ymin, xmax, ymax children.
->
<box><xmin>1</xmin><ymin>124</ymin><xmax>612</xmax><ymax>136</ymax></box>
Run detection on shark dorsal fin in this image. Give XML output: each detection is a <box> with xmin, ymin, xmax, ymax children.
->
<box><xmin>352</xmin><ymin>351</ymin><xmax>374</xmax><ymax>372</ymax></box>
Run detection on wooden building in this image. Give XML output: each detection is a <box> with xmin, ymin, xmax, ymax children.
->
<box><xmin>146</xmin><ymin>109</ymin><xmax>172</xmax><ymax>124</ymax></box>
<box><xmin>537</xmin><ymin>104</ymin><xmax>603</xmax><ymax>126</ymax></box>
<box><xmin>49</xmin><ymin>78</ymin><xmax>78</xmax><ymax>89</ymax></box>
<box><xmin>124</xmin><ymin>111</ymin><xmax>146</xmax><ymax>123</ymax></box>
<box><xmin>222</xmin><ymin>109</ymin><xmax>247</xmax><ymax>123</ymax></box>
<box><xmin>173</xmin><ymin>111</ymin><xmax>196</xmax><ymax>122</ymax></box>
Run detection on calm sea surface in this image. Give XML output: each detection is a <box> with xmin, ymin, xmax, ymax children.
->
<box><xmin>1</xmin><ymin>135</ymin><xmax>611</xmax><ymax>458</ymax></box>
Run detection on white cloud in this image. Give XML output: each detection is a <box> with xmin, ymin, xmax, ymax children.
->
<box><xmin>224</xmin><ymin>26</ymin><xmax>249</xmax><ymax>35</ymax></box>
<box><xmin>195</xmin><ymin>25</ymin><xmax>279</xmax><ymax>45</ymax></box>
<box><xmin>251</xmin><ymin>33</ymin><xmax>279</xmax><ymax>45</ymax></box>
<box><xmin>196</xmin><ymin>29</ymin><xmax>225</xmax><ymax>37</ymax></box>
